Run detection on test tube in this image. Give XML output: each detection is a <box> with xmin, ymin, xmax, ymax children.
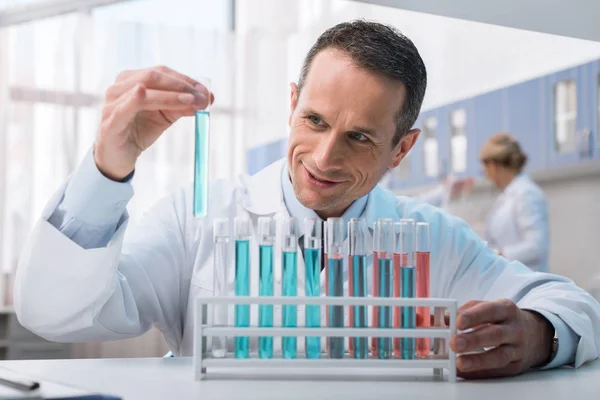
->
<box><xmin>258</xmin><ymin>217</ymin><xmax>275</xmax><ymax>359</ymax></box>
<box><xmin>349</xmin><ymin>218</ymin><xmax>368</xmax><ymax>359</ymax></box>
<box><xmin>193</xmin><ymin>77</ymin><xmax>211</xmax><ymax>218</ymax></box>
<box><xmin>323</xmin><ymin>222</ymin><xmax>329</xmax><ymax>353</ymax></box>
<box><xmin>392</xmin><ymin>222</ymin><xmax>403</xmax><ymax>356</ymax></box>
<box><xmin>327</xmin><ymin>218</ymin><xmax>345</xmax><ymax>359</ymax></box>
<box><xmin>371</xmin><ymin>220</ymin><xmax>380</xmax><ymax>356</ymax></box>
<box><xmin>416</xmin><ymin>222</ymin><xmax>431</xmax><ymax>358</ymax></box>
<box><xmin>400</xmin><ymin>219</ymin><xmax>416</xmax><ymax>360</ymax></box>
<box><xmin>304</xmin><ymin>218</ymin><xmax>322</xmax><ymax>359</ymax></box>
<box><xmin>212</xmin><ymin>218</ymin><xmax>229</xmax><ymax>358</ymax></box>
<box><xmin>281</xmin><ymin>217</ymin><xmax>298</xmax><ymax>359</ymax></box>
<box><xmin>234</xmin><ymin>217</ymin><xmax>251</xmax><ymax>358</ymax></box>
<box><xmin>377</xmin><ymin>218</ymin><xmax>394</xmax><ymax>359</ymax></box>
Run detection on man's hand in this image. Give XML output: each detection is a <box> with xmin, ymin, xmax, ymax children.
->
<box><xmin>450</xmin><ymin>299</ymin><xmax>555</xmax><ymax>379</ymax></box>
<box><xmin>95</xmin><ymin>66</ymin><xmax>213</xmax><ymax>180</ymax></box>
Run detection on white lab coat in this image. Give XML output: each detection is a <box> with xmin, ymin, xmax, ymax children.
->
<box><xmin>13</xmin><ymin>159</ymin><xmax>600</xmax><ymax>367</ymax></box>
<box><xmin>485</xmin><ymin>174</ymin><xmax>549</xmax><ymax>272</ymax></box>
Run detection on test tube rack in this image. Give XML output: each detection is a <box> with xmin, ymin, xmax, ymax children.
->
<box><xmin>193</xmin><ymin>296</ymin><xmax>457</xmax><ymax>382</ymax></box>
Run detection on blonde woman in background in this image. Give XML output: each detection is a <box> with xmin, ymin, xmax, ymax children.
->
<box><xmin>481</xmin><ymin>133</ymin><xmax>549</xmax><ymax>272</ymax></box>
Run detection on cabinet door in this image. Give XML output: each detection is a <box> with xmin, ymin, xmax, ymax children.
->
<box><xmin>545</xmin><ymin>65</ymin><xmax>589</xmax><ymax>166</ymax></box>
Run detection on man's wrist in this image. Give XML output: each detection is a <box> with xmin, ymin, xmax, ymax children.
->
<box><xmin>524</xmin><ymin>310</ymin><xmax>555</xmax><ymax>368</ymax></box>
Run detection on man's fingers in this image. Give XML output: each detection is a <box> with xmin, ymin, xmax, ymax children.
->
<box><xmin>458</xmin><ymin>300</ymin><xmax>484</xmax><ymax>313</ymax></box>
<box><xmin>106</xmin><ymin>70</ymin><xmax>207</xmax><ymax>102</ymax></box>
<box><xmin>102</xmin><ymin>85</ymin><xmax>205</xmax><ymax>132</ymax></box>
<box><xmin>457</xmin><ymin>299</ymin><xmax>517</xmax><ymax>330</ymax></box>
<box><xmin>457</xmin><ymin>345</ymin><xmax>520</xmax><ymax>374</ymax></box>
<box><xmin>451</xmin><ymin>323</ymin><xmax>521</xmax><ymax>353</ymax></box>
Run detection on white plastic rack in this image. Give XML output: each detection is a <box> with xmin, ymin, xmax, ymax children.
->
<box><xmin>193</xmin><ymin>296</ymin><xmax>457</xmax><ymax>382</ymax></box>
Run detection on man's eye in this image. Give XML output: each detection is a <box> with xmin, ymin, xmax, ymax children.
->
<box><xmin>349</xmin><ymin>132</ymin><xmax>369</xmax><ymax>142</ymax></box>
<box><xmin>309</xmin><ymin>115</ymin><xmax>323</xmax><ymax>125</ymax></box>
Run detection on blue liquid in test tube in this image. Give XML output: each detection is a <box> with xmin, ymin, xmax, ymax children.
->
<box><xmin>378</xmin><ymin>219</ymin><xmax>394</xmax><ymax>359</ymax></box>
<box><xmin>304</xmin><ymin>218</ymin><xmax>322</xmax><ymax>359</ymax></box>
<box><xmin>281</xmin><ymin>218</ymin><xmax>298</xmax><ymax>359</ymax></box>
<box><xmin>327</xmin><ymin>218</ymin><xmax>345</xmax><ymax>359</ymax></box>
<box><xmin>349</xmin><ymin>218</ymin><xmax>368</xmax><ymax>359</ymax></box>
<box><xmin>400</xmin><ymin>219</ymin><xmax>416</xmax><ymax>360</ymax></box>
<box><xmin>193</xmin><ymin>109</ymin><xmax>210</xmax><ymax>218</ymax></box>
<box><xmin>258</xmin><ymin>217</ymin><xmax>275</xmax><ymax>359</ymax></box>
<box><xmin>234</xmin><ymin>217</ymin><xmax>251</xmax><ymax>358</ymax></box>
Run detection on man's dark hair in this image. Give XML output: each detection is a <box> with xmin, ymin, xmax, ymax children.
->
<box><xmin>297</xmin><ymin>20</ymin><xmax>427</xmax><ymax>147</ymax></box>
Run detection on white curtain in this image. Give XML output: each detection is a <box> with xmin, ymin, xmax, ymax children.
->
<box><xmin>0</xmin><ymin>11</ymin><xmax>240</xmax><ymax>357</ymax></box>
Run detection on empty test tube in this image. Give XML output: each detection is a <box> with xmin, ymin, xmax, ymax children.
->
<box><xmin>349</xmin><ymin>218</ymin><xmax>368</xmax><ymax>359</ymax></box>
<box><xmin>304</xmin><ymin>218</ymin><xmax>322</xmax><ymax>359</ymax></box>
<box><xmin>258</xmin><ymin>217</ymin><xmax>275</xmax><ymax>359</ymax></box>
<box><xmin>281</xmin><ymin>217</ymin><xmax>298</xmax><ymax>359</ymax></box>
<box><xmin>212</xmin><ymin>218</ymin><xmax>229</xmax><ymax>358</ymax></box>
<box><xmin>234</xmin><ymin>217</ymin><xmax>251</xmax><ymax>358</ymax></box>
<box><xmin>377</xmin><ymin>218</ymin><xmax>394</xmax><ymax>359</ymax></box>
<box><xmin>327</xmin><ymin>218</ymin><xmax>345</xmax><ymax>359</ymax></box>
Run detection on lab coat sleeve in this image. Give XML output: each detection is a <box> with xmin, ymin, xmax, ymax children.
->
<box><xmin>430</xmin><ymin>208</ymin><xmax>600</xmax><ymax>369</ymax></box>
<box><xmin>46</xmin><ymin>148</ymin><xmax>133</xmax><ymax>249</ymax></box>
<box><xmin>14</xmin><ymin>155</ymin><xmax>189</xmax><ymax>349</ymax></box>
<box><xmin>500</xmin><ymin>189</ymin><xmax>548</xmax><ymax>267</ymax></box>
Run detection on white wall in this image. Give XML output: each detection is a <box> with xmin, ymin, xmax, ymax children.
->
<box><xmin>239</xmin><ymin>0</ymin><xmax>600</xmax><ymax>151</ymax></box>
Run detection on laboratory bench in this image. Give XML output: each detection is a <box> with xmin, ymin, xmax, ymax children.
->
<box><xmin>0</xmin><ymin>306</ymin><xmax>72</xmax><ymax>361</ymax></box>
<box><xmin>0</xmin><ymin>356</ymin><xmax>598</xmax><ymax>400</ymax></box>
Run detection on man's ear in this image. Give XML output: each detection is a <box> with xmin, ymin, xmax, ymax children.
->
<box><xmin>289</xmin><ymin>82</ymin><xmax>298</xmax><ymax>127</ymax></box>
<box><xmin>390</xmin><ymin>129</ymin><xmax>420</xmax><ymax>169</ymax></box>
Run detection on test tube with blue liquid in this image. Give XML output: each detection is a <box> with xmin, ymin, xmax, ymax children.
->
<box><xmin>371</xmin><ymin>220</ymin><xmax>380</xmax><ymax>356</ymax></box>
<box><xmin>234</xmin><ymin>217</ymin><xmax>250</xmax><ymax>358</ymax></box>
<box><xmin>377</xmin><ymin>218</ymin><xmax>394</xmax><ymax>359</ymax></box>
<box><xmin>400</xmin><ymin>219</ymin><xmax>416</xmax><ymax>360</ymax></box>
<box><xmin>258</xmin><ymin>217</ymin><xmax>275</xmax><ymax>359</ymax></box>
<box><xmin>281</xmin><ymin>217</ymin><xmax>298</xmax><ymax>359</ymax></box>
<box><xmin>349</xmin><ymin>218</ymin><xmax>368</xmax><ymax>359</ymax></box>
<box><xmin>327</xmin><ymin>218</ymin><xmax>345</xmax><ymax>359</ymax></box>
<box><xmin>304</xmin><ymin>218</ymin><xmax>322</xmax><ymax>359</ymax></box>
<box><xmin>193</xmin><ymin>77</ymin><xmax>211</xmax><ymax>218</ymax></box>
<box><xmin>212</xmin><ymin>218</ymin><xmax>229</xmax><ymax>358</ymax></box>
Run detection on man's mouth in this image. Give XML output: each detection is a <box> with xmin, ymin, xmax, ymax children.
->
<box><xmin>304</xmin><ymin>165</ymin><xmax>342</xmax><ymax>189</ymax></box>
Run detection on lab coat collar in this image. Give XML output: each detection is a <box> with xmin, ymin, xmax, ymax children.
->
<box><xmin>504</xmin><ymin>173</ymin><xmax>527</xmax><ymax>196</ymax></box>
<box><xmin>238</xmin><ymin>158</ymin><xmax>287</xmax><ymax>215</ymax></box>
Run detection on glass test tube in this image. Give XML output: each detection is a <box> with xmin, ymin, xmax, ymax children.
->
<box><xmin>323</xmin><ymin>223</ymin><xmax>329</xmax><ymax>353</ymax></box>
<box><xmin>193</xmin><ymin>77</ymin><xmax>211</xmax><ymax>218</ymax></box>
<box><xmin>349</xmin><ymin>218</ymin><xmax>368</xmax><ymax>359</ymax></box>
<box><xmin>371</xmin><ymin>220</ymin><xmax>380</xmax><ymax>356</ymax></box>
<box><xmin>212</xmin><ymin>218</ymin><xmax>229</xmax><ymax>358</ymax></box>
<box><xmin>281</xmin><ymin>217</ymin><xmax>298</xmax><ymax>359</ymax></box>
<box><xmin>400</xmin><ymin>219</ymin><xmax>416</xmax><ymax>360</ymax></box>
<box><xmin>234</xmin><ymin>217</ymin><xmax>251</xmax><ymax>358</ymax></box>
<box><xmin>416</xmin><ymin>222</ymin><xmax>431</xmax><ymax>358</ymax></box>
<box><xmin>377</xmin><ymin>218</ymin><xmax>394</xmax><ymax>359</ymax></box>
<box><xmin>304</xmin><ymin>218</ymin><xmax>322</xmax><ymax>359</ymax></box>
<box><xmin>327</xmin><ymin>218</ymin><xmax>345</xmax><ymax>359</ymax></box>
<box><xmin>392</xmin><ymin>222</ymin><xmax>403</xmax><ymax>356</ymax></box>
<box><xmin>258</xmin><ymin>217</ymin><xmax>275</xmax><ymax>359</ymax></box>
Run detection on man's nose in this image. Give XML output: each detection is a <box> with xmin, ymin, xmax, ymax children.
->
<box><xmin>313</xmin><ymin>132</ymin><xmax>343</xmax><ymax>171</ymax></box>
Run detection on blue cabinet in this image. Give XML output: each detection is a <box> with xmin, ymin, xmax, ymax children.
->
<box><xmin>247</xmin><ymin>58</ymin><xmax>600</xmax><ymax>187</ymax></box>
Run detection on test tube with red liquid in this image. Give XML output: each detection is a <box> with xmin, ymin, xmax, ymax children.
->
<box><xmin>416</xmin><ymin>222</ymin><xmax>431</xmax><ymax>358</ymax></box>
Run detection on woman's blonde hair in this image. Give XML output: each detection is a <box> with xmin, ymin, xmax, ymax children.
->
<box><xmin>479</xmin><ymin>132</ymin><xmax>528</xmax><ymax>173</ymax></box>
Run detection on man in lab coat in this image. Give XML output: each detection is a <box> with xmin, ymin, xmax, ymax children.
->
<box><xmin>14</xmin><ymin>20</ymin><xmax>600</xmax><ymax>379</ymax></box>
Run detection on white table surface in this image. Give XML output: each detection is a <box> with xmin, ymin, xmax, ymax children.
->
<box><xmin>0</xmin><ymin>357</ymin><xmax>599</xmax><ymax>400</ymax></box>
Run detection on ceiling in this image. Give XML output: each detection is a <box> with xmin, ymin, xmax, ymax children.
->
<box><xmin>353</xmin><ymin>0</ymin><xmax>600</xmax><ymax>43</ymax></box>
